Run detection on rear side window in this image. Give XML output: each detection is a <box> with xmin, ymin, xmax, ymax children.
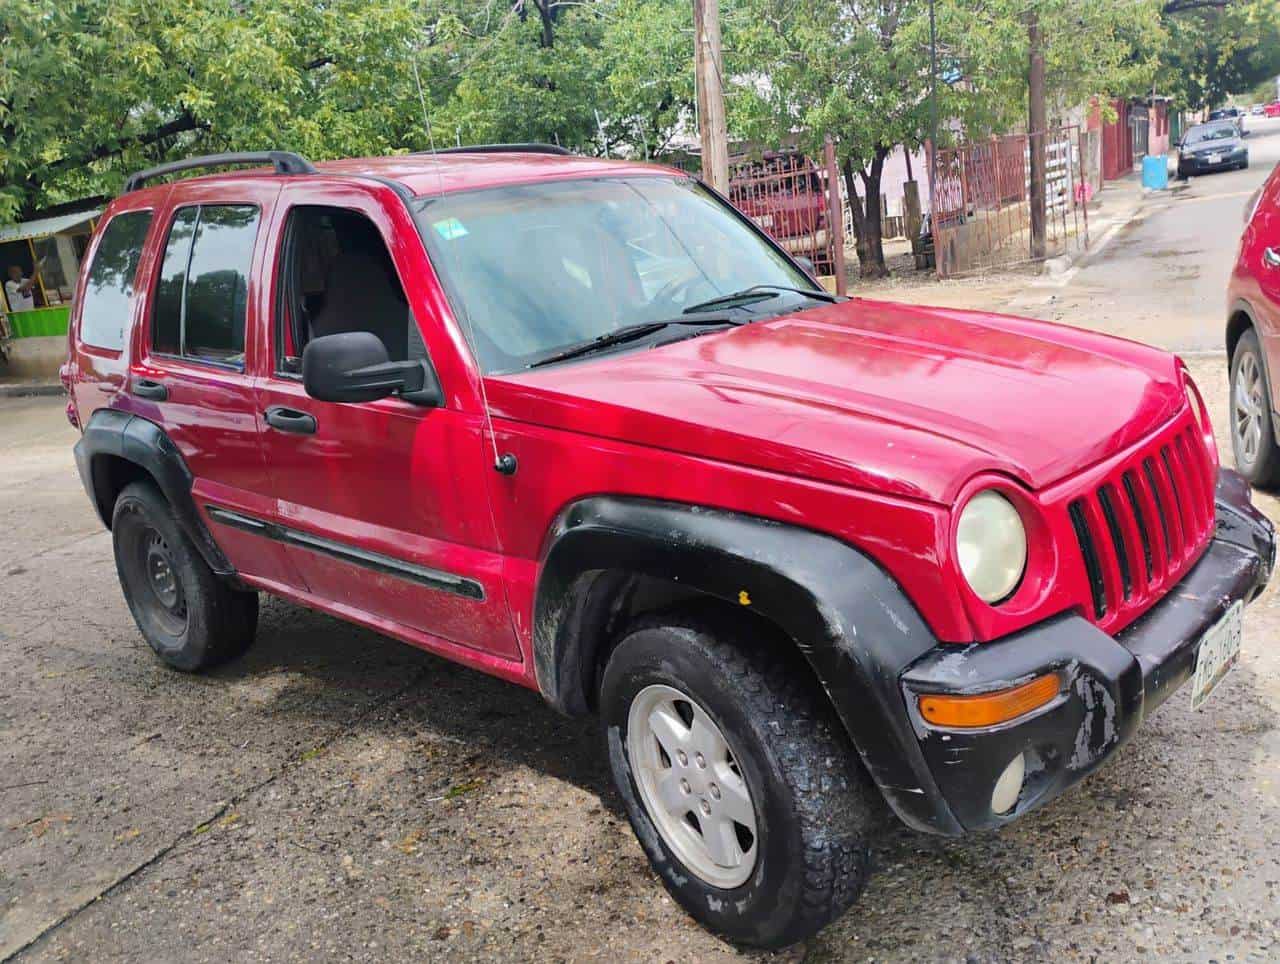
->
<box><xmin>152</xmin><ymin>204</ymin><xmax>259</xmax><ymax>367</ymax></box>
<box><xmin>78</xmin><ymin>211</ymin><xmax>153</xmax><ymax>350</ymax></box>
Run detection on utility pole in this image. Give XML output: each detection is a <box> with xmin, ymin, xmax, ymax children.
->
<box><xmin>1028</xmin><ymin>10</ymin><xmax>1047</xmax><ymax>260</ymax></box>
<box><xmin>693</xmin><ymin>0</ymin><xmax>729</xmax><ymax>193</ymax></box>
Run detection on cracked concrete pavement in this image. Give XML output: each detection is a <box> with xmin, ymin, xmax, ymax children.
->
<box><xmin>3</xmin><ymin>120</ymin><xmax>1280</xmax><ymax>963</ymax></box>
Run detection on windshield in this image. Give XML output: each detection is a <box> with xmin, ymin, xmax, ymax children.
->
<box><xmin>1185</xmin><ymin>124</ymin><xmax>1236</xmax><ymax>144</ymax></box>
<box><xmin>414</xmin><ymin>176</ymin><xmax>816</xmax><ymax>373</ymax></box>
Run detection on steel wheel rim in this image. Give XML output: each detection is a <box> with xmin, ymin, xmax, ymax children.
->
<box><xmin>1235</xmin><ymin>352</ymin><xmax>1265</xmax><ymax>467</ymax></box>
<box><xmin>134</xmin><ymin>525</ymin><xmax>188</xmax><ymax>635</ymax></box>
<box><xmin>626</xmin><ymin>683</ymin><xmax>758</xmax><ymax>888</ymax></box>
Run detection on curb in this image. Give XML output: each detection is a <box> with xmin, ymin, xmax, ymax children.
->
<box><xmin>0</xmin><ymin>383</ymin><xmax>63</xmax><ymax>399</ymax></box>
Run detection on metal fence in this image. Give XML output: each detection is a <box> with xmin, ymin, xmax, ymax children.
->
<box><xmin>929</xmin><ymin>126</ymin><xmax>1089</xmax><ymax>278</ymax></box>
<box><xmin>727</xmin><ymin>141</ymin><xmax>846</xmax><ymax>293</ymax></box>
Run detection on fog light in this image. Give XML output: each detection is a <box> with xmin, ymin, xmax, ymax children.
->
<box><xmin>991</xmin><ymin>753</ymin><xmax>1025</xmax><ymax>814</ymax></box>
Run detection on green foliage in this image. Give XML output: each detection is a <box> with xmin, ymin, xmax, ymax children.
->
<box><xmin>943</xmin><ymin>0</ymin><xmax>1165</xmax><ymax>132</ymax></box>
<box><xmin>3</xmin><ymin>0</ymin><xmax>1274</xmax><ymax>232</ymax></box>
<box><xmin>730</xmin><ymin>0</ymin><xmax>1166</xmax><ymax>275</ymax></box>
<box><xmin>1158</xmin><ymin>0</ymin><xmax>1280</xmax><ymax>111</ymax></box>
<box><xmin>0</xmin><ymin>0</ymin><xmax>425</xmax><ymax>220</ymax></box>
<box><xmin>0</xmin><ymin>1</ymin><xmax>702</xmax><ymax>221</ymax></box>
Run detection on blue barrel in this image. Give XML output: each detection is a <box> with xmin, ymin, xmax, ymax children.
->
<box><xmin>1142</xmin><ymin>154</ymin><xmax>1168</xmax><ymax>190</ymax></box>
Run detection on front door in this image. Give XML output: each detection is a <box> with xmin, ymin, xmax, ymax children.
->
<box><xmin>253</xmin><ymin>186</ymin><xmax>519</xmax><ymax>662</ymax></box>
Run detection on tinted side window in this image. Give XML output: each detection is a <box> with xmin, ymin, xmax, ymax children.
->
<box><xmin>152</xmin><ymin>208</ymin><xmax>198</xmax><ymax>357</ymax></box>
<box><xmin>152</xmin><ymin>204</ymin><xmax>259</xmax><ymax>367</ymax></box>
<box><xmin>79</xmin><ymin>211</ymin><xmax>153</xmax><ymax>350</ymax></box>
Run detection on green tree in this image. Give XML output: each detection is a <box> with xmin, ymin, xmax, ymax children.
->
<box><xmin>1157</xmin><ymin>0</ymin><xmax>1280</xmax><ymax>111</ymax></box>
<box><xmin>735</xmin><ymin>0</ymin><xmax>1164</xmax><ymax>277</ymax></box>
<box><xmin>0</xmin><ymin>0</ymin><xmax>429</xmax><ymax>221</ymax></box>
<box><xmin>735</xmin><ymin>0</ymin><xmax>948</xmax><ymax>278</ymax></box>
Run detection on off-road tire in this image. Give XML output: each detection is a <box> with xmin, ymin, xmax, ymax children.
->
<box><xmin>1230</xmin><ymin>329</ymin><xmax>1280</xmax><ymax>487</ymax></box>
<box><xmin>600</xmin><ymin>607</ymin><xmax>874</xmax><ymax>949</ymax></box>
<box><xmin>112</xmin><ymin>480</ymin><xmax>258</xmax><ymax>671</ymax></box>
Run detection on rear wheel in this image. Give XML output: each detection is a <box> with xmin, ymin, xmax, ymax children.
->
<box><xmin>1230</xmin><ymin>329</ymin><xmax>1280</xmax><ymax>487</ymax></box>
<box><xmin>601</xmin><ymin>609</ymin><xmax>873</xmax><ymax>948</ymax></box>
<box><xmin>112</xmin><ymin>480</ymin><xmax>258</xmax><ymax>670</ymax></box>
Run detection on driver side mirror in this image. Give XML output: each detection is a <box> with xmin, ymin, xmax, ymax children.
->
<box><xmin>302</xmin><ymin>331</ymin><xmax>443</xmax><ymax>407</ymax></box>
<box><xmin>794</xmin><ymin>256</ymin><xmax>817</xmax><ymax>279</ymax></box>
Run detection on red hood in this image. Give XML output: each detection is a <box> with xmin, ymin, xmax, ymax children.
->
<box><xmin>487</xmin><ymin>299</ymin><xmax>1186</xmax><ymax>504</ymax></box>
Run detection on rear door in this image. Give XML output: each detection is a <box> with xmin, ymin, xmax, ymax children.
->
<box><xmin>252</xmin><ymin>182</ymin><xmax>519</xmax><ymax>662</ymax></box>
<box><xmin>128</xmin><ymin>180</ymin><xmax>299</xmax><ymax>587</ymax></box>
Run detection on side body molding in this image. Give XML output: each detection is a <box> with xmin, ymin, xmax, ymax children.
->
<box><xmin>73</xmin><ymin>409</ymin><xmax>235</xmax><ymax>577</ymax></box>
<box><xmin>533</xmin><ymin>496</ymin><xmax>963</xmax><ymax>835</ymax></box>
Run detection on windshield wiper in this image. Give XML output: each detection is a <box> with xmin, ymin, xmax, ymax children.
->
<box><xmin>526</xmin><ymin>312</ymin><xmax>744</xmax><ymax>369</ymax></box>
<box><xmin>682</xmin><ymin>283</ymin><xmax>841</xmax><ymax>315</ymax></box>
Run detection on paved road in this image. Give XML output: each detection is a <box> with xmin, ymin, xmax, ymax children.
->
<box><xmin>1006</xmin><ymin>115</ymin><xmax>1280</xmax><ymax>352</ymax></box>
<box><xmin>4</xmin><ymin>132</ymin><xmax>1280</xmax><ymax>962</ymax></box>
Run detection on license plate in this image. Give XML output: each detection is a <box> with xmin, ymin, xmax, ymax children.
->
<box><xmin>1207</xmin><ymin>153</ymin><xmax>1222</xmax><ymax>165</ymax></box>
<box><xmin>1191</xmin><ymin>601</ymin><xmax>1243</xmax><ymax>710</ymax></box>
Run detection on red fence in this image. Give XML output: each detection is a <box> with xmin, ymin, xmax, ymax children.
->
<box><xmin>930</xmin><ymin>126</ymin><xmax>1089</xmax><ymax>278</ymax></box>
<box><xmin>727</xmin><ymin>142</ymin><xmax>846</xmax><ymax>293</ymax></box>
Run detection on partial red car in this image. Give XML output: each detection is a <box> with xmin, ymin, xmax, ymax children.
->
<box><xmin>1266</xmin><ymin>102</ymin><xmax>1280</xmax><ymax>118</ymax></box>
<box><xmin>1228</xmin><ymin>162</ymin><xmax>1280</xmax><ymax>483</ymax></box>
<box><xmin>64</xmin><ymin>146</ymin><xmax>1273</xmax><ymax>948</ymax></box>
<box><xmin>727</xmin><ymin>150</ymin><xmax>835</xmax><ymax>273</ymax></box>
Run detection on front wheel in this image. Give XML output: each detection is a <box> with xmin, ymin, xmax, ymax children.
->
<box><xmin>601</xmin><ymin>609</ymin><xmax>874</xmax><ymax>948</ymax></box>
<box><xmin>1230</xmin><ymin>329</ymin><xmax>1280</xmax><ymax>487</ymax></box>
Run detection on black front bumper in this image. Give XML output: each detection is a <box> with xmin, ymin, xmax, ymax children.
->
<box><xmin>896</xmin><ymin>470</ymin><xmax>1274</xmax><ymax>833</ymax></box>
<box><xmin>1179</xmin><ymin>152</ymin><xmax>1246</xmax><ymax>174</ymax></box>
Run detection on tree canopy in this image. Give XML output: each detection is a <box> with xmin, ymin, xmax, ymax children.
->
<box><xmin>1157</xmin><ymin>0</ymin><xmax>1280</xmax><ymax>110</ymax></box>
<box><xmin>2</xmin><ymin>0</ymin><xmax>1278</xmax><ymax>230</ymax></box>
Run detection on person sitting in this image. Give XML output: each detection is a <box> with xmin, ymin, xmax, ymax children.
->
<box><xmin>5</xmin><ymin>265</ymin><xmax>36</xmax><ymax>312</ymax></box>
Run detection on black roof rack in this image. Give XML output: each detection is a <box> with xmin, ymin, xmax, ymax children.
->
<box><xmin>418</xmin><ymin>143</ymin><xmax>572</xmax><ymax>157</ymax></box>
<box><xmin>124</xmin><ymin>151</ymin><xmax>318</xmax><ymax>193</ymax></box>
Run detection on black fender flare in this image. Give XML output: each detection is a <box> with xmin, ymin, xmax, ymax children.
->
<box><xmin>533</xmin><ymin>496</ymin><xmax>963</xmax><ymax>835</ymax></box>
<box><xmin>73</xmin><ymin>409</ymin><xmax>235</xmax><ymax>577</ymax></box>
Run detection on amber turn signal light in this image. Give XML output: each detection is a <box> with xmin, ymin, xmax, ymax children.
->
<box><xmin>917</xmin><ymin>673</ymin><xmax>1060</xmax><ymax>728</ymax></box>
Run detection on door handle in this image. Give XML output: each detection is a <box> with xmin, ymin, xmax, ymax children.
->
<box><xmin>132</xmin><ymin>378</ymin><xmax>168</xmax><ymax>401</ymax></box>
<box><xmin>264</xmin><ymin>406</ymin><xmax>318</xmax><ymax>434</ymax></box>
<box><xmin>1264</xmin><ymin>247</ymin><xmax>1280</xmax><ymax>268</ymax></box>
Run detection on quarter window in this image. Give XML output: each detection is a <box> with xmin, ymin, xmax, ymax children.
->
<box><xmin>78</xmin><ymin>211</ymin><xmax>153</xmax><ymax>351</ymax></box>
<box><xmin>152</xmin><ymin>204</ymin><xmax>259</xmax><ymax>367</ymax></box>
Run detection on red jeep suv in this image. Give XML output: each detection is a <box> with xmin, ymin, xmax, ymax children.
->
<box><xmin>65</xmin><ymin>146</ymin><xmax>1274</xmax><ymax>948</ymax></box>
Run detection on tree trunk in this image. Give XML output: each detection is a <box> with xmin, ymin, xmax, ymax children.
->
<box><xmin>841</xmin><ymin>155</ymin><xmax>868</xmax><ymax>261</ymax></box>
<box><xmin>854</xmin><ymin>148</ymin><xmax>890</xmax><ymax>279</ymax></box>
<box><xmin>1028</xmin><ymin>11</ymin><xmax>1047</xmax><ymax>260</ymax></box>
<box><xmin>529</xmin><ymin>0</ymin><xmax>556</xmax><ymax>48</ymax></box>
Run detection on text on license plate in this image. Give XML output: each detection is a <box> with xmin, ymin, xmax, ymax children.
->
<box><xmin>1191</xmin><ymin>601</ymin><xmax>1243</xmax><ymax>710</ymax></box>
<box><xmin>1207</xmin><ymin>153</ymin><xmax>1222</xmax><ymax>164</ymax></box>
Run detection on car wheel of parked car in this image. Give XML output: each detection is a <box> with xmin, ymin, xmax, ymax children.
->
<box><xmin>600</xmin><ymin>608</ymin><xmax>873</xmax><ymax>949</ymax></box>
<box><xmin>112</xmin><ymin>480</ymin><xmax>258</xmax><ymax>671</ymax></box>
<box><xmin>1230</xmin><ymin>329</ymin><xmax>1280</xmax><ymax>487</ymax></box>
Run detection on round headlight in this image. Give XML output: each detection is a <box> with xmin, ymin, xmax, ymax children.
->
<box><xmin>957</xmin><ymin>490</ymin><xmax>1028</xmax><ymax>603</ymax></box>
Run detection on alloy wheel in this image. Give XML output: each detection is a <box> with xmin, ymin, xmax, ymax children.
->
<box><xmin>1235</xmin><ymin>351</ymin><xmax>1266</xmax><ymax>467</ymax></box>
<box><xmin>626</xmin><ymin>683</ymin><xmax>758</xmax><ymax>888</ymax></box>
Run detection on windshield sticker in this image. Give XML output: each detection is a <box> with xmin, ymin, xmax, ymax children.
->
<box><xmin>433</xmin><ymin>217</ymin><xmax>468</xmax><ymax>240</ymax></box>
